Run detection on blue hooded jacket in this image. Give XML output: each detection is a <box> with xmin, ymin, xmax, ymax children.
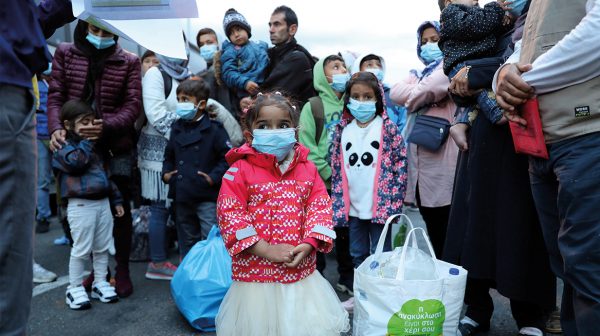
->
<box><xmin>220</xmin><ymin>40</ymin><xmax>269</xmax><ymax>95</ymax></box>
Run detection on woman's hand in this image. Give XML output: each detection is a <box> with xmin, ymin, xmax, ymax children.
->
<box><xmin>284</xmin><ymin>243</ymin><xmax>314</xmax><ymax>268</ymax></box>
<box><xmin>449</xmin><ymin>67</ymin><xmax>475</xmax><ymax>97</ymax></box>
<box><xmin>50</xmin><ymin>129</ymin><xmax>67</xmax><ymax>151</ymax></box>
<box><xmin>79</xmin><ymin>119</ymin><xmax>103</xmax><ymax>141</ymax></box>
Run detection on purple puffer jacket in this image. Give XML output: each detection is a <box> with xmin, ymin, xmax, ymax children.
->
<box><xmin>47</xmin><ymin>43</ymin><xmax>142</xmax><ymax>154</ymax></box>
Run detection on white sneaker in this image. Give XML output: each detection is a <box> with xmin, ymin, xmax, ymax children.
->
<box><xmin>341</xmin><ymin>297</ymin><xmax>354</xmax><ymax>313</ymax></box>
<box><xmin>65</xmin><ymin>285</ymin><xmax>91</xmax><ymax>310</ymax></box>
<box><xmin>33</xmin><ymin>262</ymin><xmax>57</xmax><ymax>283</ymax></box>
<box><xmin>91</xmin><ymin>281</ymin><xmax>118</xmax><ymax>303</ymax></box>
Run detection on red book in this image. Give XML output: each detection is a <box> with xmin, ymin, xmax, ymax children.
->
<box><xmin>508</xmin><ymin>98</ymin><xmax>549</xmax><ymax>159</ymax></box>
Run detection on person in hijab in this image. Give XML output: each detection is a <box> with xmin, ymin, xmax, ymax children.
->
<box><xmin>440</xmin><ymin>1</ymin><xmax>556</xmax><ymax>334</ymax></box>
<box><xmin>390</xmin><ymin>21</ymin><xmax>459</xmax><ymax>258</ymax></box>
<box><xmin>47</xmin><ymin>19</ymin><xmax>142</xmax><ymax>298</ymax></box>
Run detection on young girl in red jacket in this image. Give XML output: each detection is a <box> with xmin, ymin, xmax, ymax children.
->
<box><xmin>216</xmin><ymin>92</ymin><xmax>350</xmax><ymax>335</ymax></box>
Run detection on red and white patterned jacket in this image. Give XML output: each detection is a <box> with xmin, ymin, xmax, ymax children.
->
<box><xmin>217</xmin><ymin>143</ymin><xmax>335</xmax><ymax>283</ymax></box>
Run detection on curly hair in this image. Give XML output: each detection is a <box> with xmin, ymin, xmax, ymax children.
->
<box><xmin>242</xmin><ymin>92</ymin><xmax>298</xmax><ymax>131</ymax></box>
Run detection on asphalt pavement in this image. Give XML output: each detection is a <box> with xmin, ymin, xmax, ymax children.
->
<box><xmin>29</xmin><ymin>210</ymin><xmax>562</xmax><ymax>335</ymax></box>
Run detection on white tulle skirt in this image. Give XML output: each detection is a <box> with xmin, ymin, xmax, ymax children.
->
<box><xmin>216</xmin><ymin>272</ymin><xmax>350</xmax><ymax>336</ymax></box>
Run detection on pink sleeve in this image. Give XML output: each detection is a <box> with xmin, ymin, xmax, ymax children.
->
<box><xmin>392</xmin><ymin>65</ymin><xmax>451</xmax><ymax>112</ymax></box>
<box><xmin>390</xmin><ymin>73</ymin><xmax>419</xmax><ymax>106</ymax></box>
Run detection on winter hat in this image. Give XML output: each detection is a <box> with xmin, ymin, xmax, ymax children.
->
<box><xmin>223</xmin><ymin>8</ymin><xmax>252</xmax><ymax>39</ymax></box>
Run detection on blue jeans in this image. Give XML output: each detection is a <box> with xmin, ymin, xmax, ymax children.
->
<box><xmin>148</xmin><ymin>200</ymin><xmax>169</xmax><ymax>263</ymax></box>
<box><xmin>176</xmin><ymin>201</ymin><xmax>217</xmax><ymax>258</ymax></box>
<box><xmin>36</xmin><ymin>139</ymin><xmax>52</xmax><ymax>221</ymax></box>
<box><xmin>529</xmin><ymin>132</ymin><xmax>600</xmax><ymax>336</ymax></box>
<box><xmin>449</xmin><ymin>63</ymin><xmax>503</xmax><ymax>125</ymax></box>
<box><xmin>0</xmin><ymin>85</ymin><xmax>36</xmax><ymax>335</ymax></box>
<box><xmin>348</xmin><ymin>217</ymin><xmax>392</xmax><ymax>268</ymax></box>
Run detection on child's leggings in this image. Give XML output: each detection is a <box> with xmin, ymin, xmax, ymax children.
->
<box><xmin>67</xmin><ymin>198</ymin><xmax>114</xmax><ymax>287</ymax></box>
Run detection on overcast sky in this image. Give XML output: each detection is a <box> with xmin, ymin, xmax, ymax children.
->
<box><xmin>186</xmin><ymin>0</ymin><xmax>494</xmax><ymax>84</ymax></box>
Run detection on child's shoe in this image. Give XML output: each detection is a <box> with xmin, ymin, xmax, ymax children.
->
<box><xmin>145</xmin><ymin>261</ymin><xmax>178</xmax><ymax>280</ymax></box>
<box><xmin>91</xmin><ymin>281</ymin><xmax>118</xmax><ymax>303</ymax></box>
<box><xmin>65</xmin><ymin>285</ymin><xmax>91</xmax><ymax>310</ymax></box>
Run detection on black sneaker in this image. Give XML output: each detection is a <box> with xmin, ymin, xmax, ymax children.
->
<box><xmin>35</xmin><ymin>218</ymin><xmax>50</xmax><ymax>233</ymax></box>
<box><xmin>458</xmin><ymin>322</ymin><xmax>490</xmax><ymax>336</ymax></box>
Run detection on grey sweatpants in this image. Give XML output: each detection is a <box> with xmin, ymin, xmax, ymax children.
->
<box><xmin>0</xmin><ymin>85</ymin><xmax>36</xmax><ymax>335</ymax></box>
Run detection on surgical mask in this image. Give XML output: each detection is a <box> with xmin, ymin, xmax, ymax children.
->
<box><xmin>365</xmin><ymin>68</ymin><xmax>384</xmax><ymax>82</ymax></box>
<box><xmin>508</xmin><ymin>0</ymin><xmax>527</xmax><ymax>17</ymax></box>
<box><xmin>420</xmin><ymin>42</ymin><xmax>443</xmax><ymax>64</ymax></box>
<box><xmin>86</xmin><ymin>33</ymin><xmax>115</xmax><ymax>50</ymax></box>
<box><xmin>347</xmin><ymin>98</ymin><xmax>377</xmax><ymax>123</ymax></box>
<box><xmin>330</xmin><ymin>73</ymin><xmax>350</xmax><ymax>93</ymax></box>
<box><xmin>176</xmin><ymin>102</ymin><xmax>199</xmax><ymax>120</ymax></box>
<box><xmin>200</xmin><ymin>44</ymin><xmax>218</xmax><ymax>62</ymax></box>
<box><xmin>252</xmin><ymin>128</ymin><xmax>297</xmax><ymax>161</ymax></box>
<box><xmin>42</xmin><ymin>63</ymin><xmax>52</xmax><ymax>76</ymax></box>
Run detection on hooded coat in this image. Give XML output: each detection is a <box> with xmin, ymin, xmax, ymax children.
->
<box><xmin>350</xmin><ymin>54</ymin><xmax>407</xmax><ymax>131</ymax></box>
<box><xmin>298</xmin><ymin>58</ymin><xmax>345</xmax><ymax>187</ymax></box>
<box><xmin>217</xmin><ymin>144</ymin><xmax>335</xmax><ymax>283</ymax></box>
<box><xmin>330</xmin><ymin>84</ymin><xmax>407</xmax><ymax>227</ymax></box>
<box><xmin>390</xmin><ymin>21</ymin><xmax>459</xmax><ymax>208</ymax></box>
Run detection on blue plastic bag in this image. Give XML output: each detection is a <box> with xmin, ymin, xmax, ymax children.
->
<box><xmin>170</xmin><ymin>225</ymin><xmax>232</xmax><ymax>331</ymax></box>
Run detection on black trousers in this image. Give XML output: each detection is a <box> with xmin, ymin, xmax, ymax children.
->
<box><xmin>415</xmin><ymin>186</ymin><xmax>450</xmax><ymax>258</ymax></box>
<box><xmin>317</xmin><ymin>227</ymin><xmax>354</xmax><ymax>283</ymax></box>
<box><xmin>465</xmin><ymin>277</ymin><xmax>546</xmax><ymax>330</ymax></box>
<box><xmin>111</xmin><ymin>175</ymin><xmax>133</xmax><ymax>273</ymax></box>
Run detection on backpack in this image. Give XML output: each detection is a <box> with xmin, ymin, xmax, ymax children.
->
<box><xmin>309</xmin><ymin>96</ymin><xmax>325</xmax><ymax>144</ymax></box>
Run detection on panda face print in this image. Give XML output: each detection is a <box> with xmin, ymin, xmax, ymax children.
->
<box><xmin>345</xmin><ymin>141</ymin><xmax>379</xmax><ymax>170</ymax></box>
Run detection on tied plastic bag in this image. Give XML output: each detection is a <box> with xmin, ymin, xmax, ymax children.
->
<box><xmin>354</xmin><ymin>215</ymin><xmax>468</xmax><ymax>336</ymax></box>
<box><xmin>171</xmin><ymin>226</ymin><xmax>232</xmax><ymax>331</ymax></box>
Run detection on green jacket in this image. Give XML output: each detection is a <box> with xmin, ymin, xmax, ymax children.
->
<box><xmin>298</xmin><ymin>58</ymin><xmax>345</xmax><ymax>188</ymax></box>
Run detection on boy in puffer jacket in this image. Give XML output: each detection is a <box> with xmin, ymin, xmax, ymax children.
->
<box><xmin>220</xmin><ymin>8</ymin><xmax>269</xmax><ymax>98</ymax></box>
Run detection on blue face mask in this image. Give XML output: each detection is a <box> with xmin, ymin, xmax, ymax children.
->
<box><xmin>347</xmin><ymin>98</ymin><xmax>377</xmax><ymax>123</ymax></box>
<box><xmin>86</xmin><ymin>33</ymin><xmax>115</xmax><ymax>50</ymax></box>
<box><xmin>508</xmin><ymin>0</ymin><xmax>527</xmax><ymax>17</ymax></box>
<box><xmin>252</xmin><ymin>128</ymin><xmax>297</xmax><ymax>161</ymax></box>
<box><xmin>330</xmin><ymin>73</ymin><xmax>350</xmax><ymax>93</ymax></box>
<box><xmin>420</xmin><ymin>42</ymin><xmax>443</xmax><ymax>64</ymax></box>
<box><xmin>176</xmin><ymin>102</ymin><xmax>200</xmax><ymax>120</ymax></box>
<box><xmin>42</xmin><ymin>63</ymin><xmax>52</xmax><ymax>76</ymax></box>
<box><xmin>365</xmin><ymin>68</ymin><xmax>384</xmax><ymax>82</ymax></box>
<box><xmin>200</xmin><ymin>44</ymin><xmax>218</xmax><ymax>62</ymax></box>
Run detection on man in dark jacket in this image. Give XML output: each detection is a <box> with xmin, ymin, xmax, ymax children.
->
<box><xmin>0</xmin><ymin>1</ymin><xmax>74</xmax><ymax>334</ymax></box>
<box><xmin>262</xmin><ymin>6</ymin><xmax>316</xmax><ymax>107</ymax></box>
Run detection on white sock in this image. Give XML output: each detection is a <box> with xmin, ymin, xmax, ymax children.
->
<box><xmin>519</xmin><ymin>327</ymin><xmax>543</xmax><ymax>336</ymax></box>
<box><xmin>92</xmin><ymin>251</ymin><xmax>109</xmax><ymax>285</ymax></box>
<box><xmin>460</xmin><ymin>316</ymin><xmax>479</xmax><ymax>327</ymax></box>
<box><xmin>69</xmin><ymin>255</ymin><xmax>87</xmax><ymax>288</ymax></box>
